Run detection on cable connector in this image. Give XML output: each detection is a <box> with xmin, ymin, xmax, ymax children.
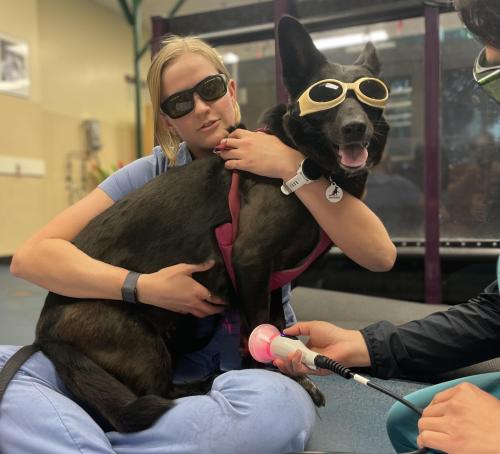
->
<box><xmin>314</xmin><ymin>355</ymin><xmax>353</xmax><ymax>379</ymax></box>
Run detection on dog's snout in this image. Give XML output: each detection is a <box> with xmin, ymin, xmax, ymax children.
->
<box><xmin>341</xmin><ymin>121</ymin><xmax>367</xmax><ymax>141</ymax></box>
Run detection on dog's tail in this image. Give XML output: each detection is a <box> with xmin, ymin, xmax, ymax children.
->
<box><xmin>42</xmin><ymin>342</ymin><xmax>174</xmax><ymax>432</ymax></box>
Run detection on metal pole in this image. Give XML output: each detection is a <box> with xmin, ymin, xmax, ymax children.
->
<box><xmin>132</xmin><ymin>0</ymin><xmax>143</xmax><ymax>159</ymax></box>
<box><xmin>151</xmin><ymin>16</ymin><xmax>168</xmax><ymax>57</ymax></box>
<box><xmin>424</xmin><ymin>4</ymin><xmax>441</xmax><ymax>304</ymax></box>
<box><xmin>169</xmin><ymin>0</ymin><xmax>185</xmax><ymax>19</ymax></box>
<box><xmin>151</xmin><ymin>0</ymin><xmax>185</xmax><ymax>57</ymax></box>
<box><xmin>120</xmin><ymin>0</ymin><xmax>187</xmax><ymax>158</ymax></box>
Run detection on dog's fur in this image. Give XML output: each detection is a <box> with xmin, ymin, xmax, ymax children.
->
<box><xmin>29</xmin><ymin>17</ymin><xmax>389</xmax><ymax>432</ymax></box>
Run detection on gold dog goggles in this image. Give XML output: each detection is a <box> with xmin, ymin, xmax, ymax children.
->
<box><xmin>296</xmin><ymin>77</ymin><xmax>389</xmax><ymax>117</ymax></box>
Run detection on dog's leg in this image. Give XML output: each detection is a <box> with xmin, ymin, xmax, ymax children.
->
<box><xmin>232</xmin><ymin>258</ymin><xmax>273</xmax><ymax>337</ymax></box>
<box><xmin>232</xmin><ymin>257</ymin><xmax>326</xmax><ymax>407</ymax></box>
<box><xmin>292</xmin><ymin>376</ymin><xmax>326</xmax><ymax>407</ymax></box>
<box><xmin>38</xmin><ymin>299</ymin><xmax>177</xmax><ymax>396</ymax></box>
<box><xmin>170</xmin><ymin>373</ymin><xmax>220</xmax><ymax>398</ymax></box>
<box><xmin>231</xmin><ymin>207</ymin><xmax>281</xmax><ymax>335</ymax></box>
<box><xmin>230</xmin><ymin>251</ymin><xmax>273</xmax><ymax>371</ymax></box>
<box><xmin>270</xmin><ymin>290</ymin><xmax>326</xmax><ymax>407</ymax></box>
<box><xmin>270</xmin><ymin>288</ymin><xmax>286</xmax><ymax>331</ymax></box>
<box><xmin>41</xmin><ymin>342</ymin><xmax>174</xmax><ymax>433</ymax></box>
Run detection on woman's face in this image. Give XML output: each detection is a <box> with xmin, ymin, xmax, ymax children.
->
<box><xmin>160</xmin><ymin>52</ymin><xmax>237</xmax><ymax>159</ymax></box>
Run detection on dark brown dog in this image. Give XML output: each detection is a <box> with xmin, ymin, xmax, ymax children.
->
<box><xmin>1</xmin><ymin>16</ymin><xmax>389</xmax><ymax>432</ymax></box>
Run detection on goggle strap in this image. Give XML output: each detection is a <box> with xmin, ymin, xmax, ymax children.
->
<box><xmin>477</xmin><ymin>68</ymin><xmax>500</xmax><ymax>85</ymax></box>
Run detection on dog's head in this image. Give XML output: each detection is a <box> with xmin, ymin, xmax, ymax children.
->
<box><xmin>277</xmin><ymin>16</ymin><xmax>389</xmax><ymax>177</ymax></box>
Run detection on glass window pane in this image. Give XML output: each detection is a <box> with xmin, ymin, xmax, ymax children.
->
<box><xmin>221</xmin><ymin>19</ymin><xmax>428</xmax><ymax>239</ymax></box>
<box><xmin>310</xmin><ymin>18</ymin><xmax>426</xmax><ymax>239</ymax></box>
<box><xmin>216</xmin><ymin>40</ymin><xmax>276</xmax><ymax>130</ymax></box>
<box><xmin>440</xmin><ymin>12</ymin><xmax>500</xmax><ymax>240</ymax></box>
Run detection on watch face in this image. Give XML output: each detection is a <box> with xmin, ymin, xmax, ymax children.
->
<box><xmin>302</xmin><ymin>158</ymin><xmax>323</xmax><ymax>180</ymax></box>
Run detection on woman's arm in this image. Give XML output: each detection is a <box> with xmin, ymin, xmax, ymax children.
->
<box><xmin>11</xmin><ymin>188</ymin><xmax>128</xmax><ymax>299</ymax></box>
<box><xmin>292</xmin><ymin>178</ymin><xmax>395</xmax><ymax>271</ymax></box>
<box><xmin>11</xmin><ymin>187</ymin><xmax>225</xmax><ymax>316</ymax></box>
<box><xmin>10</xmin><ymin>153</ymin><xmax>163</xmax><ymax>297</ymax></box>
<box><xmin>220</xmin><ymin>129</ymin><xmax>396</xmax><ymax>271</ymax></box>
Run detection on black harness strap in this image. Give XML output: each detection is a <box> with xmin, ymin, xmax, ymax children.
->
<box><xmin>0</xmin><ymin>344</ymin><xmax>40</xmax><ymax>403</ymax></box>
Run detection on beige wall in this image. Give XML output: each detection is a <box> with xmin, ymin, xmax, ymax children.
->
<box><xmin>0</xmin><ymin>0</ymin><xmax>152</xmax><ymax>256</ymax></box>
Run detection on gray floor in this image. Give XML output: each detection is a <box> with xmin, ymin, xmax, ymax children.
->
<box><xmin>0</xmin><ymin>264</ymin><xmax>45</xmax><ymax>345</ymax></box>
<box><xmin>291</xmin><ymin>287</ymin><xmax>437</xmax><ymax>453</ymax></box>
<box><xmin>308</xmin><ymin>375</ymin><xmax>427</xmax><ymax>453</ymax></box>
<box><xmin>0</xmin><ymin>264</ymin><xmax>430</xmax><ymax>453</ymax></box>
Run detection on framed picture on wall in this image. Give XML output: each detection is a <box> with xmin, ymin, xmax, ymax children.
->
<box><xmin>0</xmin><ymin>34</ymin><xmax>29</xmax><ymax>98</ymax></box>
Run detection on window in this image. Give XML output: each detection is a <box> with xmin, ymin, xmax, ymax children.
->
<box><xmin>440</xmin><ymin>12</ymin><xmax>500</xmax><ymax>240</ymax></box>
<box><xmin>218</xmin><ymin>12</ymin><xmax>500</xmax><ymax>243</ymax></box>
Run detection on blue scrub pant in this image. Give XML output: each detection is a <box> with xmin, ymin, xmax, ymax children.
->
<box><xmin>0</xmin><ymin>345</ymin><xmax>314</xmax><ymax>454</ymax></box>
<box><xmin>0</xmin><ymin>312</ymin><xmax>315</xmax><ymax>454</ymax></box>
<box><xmin>386</xmin><ymin>372</ymin><xmax>500</xmax><ymax>453</ymax></box>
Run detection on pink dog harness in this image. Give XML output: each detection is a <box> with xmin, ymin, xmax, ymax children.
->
<box><xmin>214</xmin><ymin>171</ymin><xmax>332</xmax><ymax>291</ymax></box>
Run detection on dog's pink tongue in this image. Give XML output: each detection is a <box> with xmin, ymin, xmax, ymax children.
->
<box><xmin>339</xmin><ymin>145</ymin><xmax>368</xmax><ymax>168</ymax></box>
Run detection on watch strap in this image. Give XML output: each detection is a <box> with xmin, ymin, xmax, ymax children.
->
<box><xmin>121</xmin><ymin>271</ymin><xmax>141</xmax><ymax>303</ymax></box>
<box><xmin>281</xmin><ymin>171</ymin><xmax>309</xmax><ymax>195</ymax></box>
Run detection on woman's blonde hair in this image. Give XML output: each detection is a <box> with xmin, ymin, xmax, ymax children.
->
<box><xmin>147</xmin><ymin>35</ymin><xmax>241</xmax><ymax>166</ymax></box>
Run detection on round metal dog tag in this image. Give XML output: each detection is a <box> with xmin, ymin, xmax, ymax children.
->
<box><xmin>325</xmin><ymin>181</ymin><xmax>343</xmax><ymax>203</ymax></box>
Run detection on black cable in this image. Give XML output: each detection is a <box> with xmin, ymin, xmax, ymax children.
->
<box><xmin>313</xmin><ymin>355</ymin><xmax>429</xmax><ymax>452</ymax></box>
<box><xmin>314</xmin><ymin>355</ymin><xmax>423</xmax><ymax>417</ymax></box>
<box><xmin>366</xmin><ymin>381</ymin><xmax>423</xmax><ymax>417</ymax></box>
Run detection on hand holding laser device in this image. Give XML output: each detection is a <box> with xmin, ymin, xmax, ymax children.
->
<box><xmin>249</xmin><ymin>324</ymin><xmax>429</xmax><ymax>454</ymax></box>
<box><xmin>249</xmin><ymin>324</ymin><xmax>423</xmax><ymax>415</ymax></box>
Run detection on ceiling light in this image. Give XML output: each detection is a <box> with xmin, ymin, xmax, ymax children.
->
<box><xmin>313</xmin><ymin>30</ymin><xmax>389</xmax><ymax>50</ymax></box>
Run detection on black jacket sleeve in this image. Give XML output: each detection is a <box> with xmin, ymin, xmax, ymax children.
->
<box><xmin>360</xmin><ymin>292</ymin><xmax>500</xmax><ymax>379</ymax></box>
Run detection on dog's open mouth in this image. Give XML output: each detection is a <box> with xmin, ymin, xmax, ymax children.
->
<box><xmin>338</xmin><ymin>143</ymin><xmax>369</xmax><ymax>170</ymax></box>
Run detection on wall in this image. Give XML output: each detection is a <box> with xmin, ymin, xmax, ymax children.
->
<box><xmin>0</xmin><ymin>0</ymin><xmax>152</xmax><ymax>256</ymax></box>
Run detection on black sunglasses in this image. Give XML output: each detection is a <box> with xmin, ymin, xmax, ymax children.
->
<box><xmin>160</xmin><ymin>74</ymin><xmax>228</xmax><ymax>119</ymax></box>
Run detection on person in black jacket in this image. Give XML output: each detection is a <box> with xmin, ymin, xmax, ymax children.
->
<box><xmin>276</xmin><ymin>285</ymin><xmax>500</xmax><ymax>453</ymax></box>
<box><xmin>276</xmin><ymin>1</ymin><xmax>500</xmax><ymax>452</ymax></box>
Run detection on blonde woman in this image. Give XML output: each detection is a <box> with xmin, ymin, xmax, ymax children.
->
<box><xmin>1</xmin><ymin>35</ymin><xmax>395</xmax><ymax>453</ymax></box>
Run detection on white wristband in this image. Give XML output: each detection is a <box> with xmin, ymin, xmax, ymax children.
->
<box><xmin>281</xmin><ymin>159</ymin><xmax>321</xmax><ymax>195</ymax></box>
<box><xmin>281</xmin><ymin>172</ymin><xmax>309</xmax><ymax>195</ymax></box>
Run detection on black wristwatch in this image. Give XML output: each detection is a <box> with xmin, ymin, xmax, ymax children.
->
<box><xmin>121</xmin><ymin>271</ymin><xmax>141</xmax><ymax>304</ymax></box>
<box><xmin>281</xmin><ymin>158</ymin><xmax>323</xmax><ymax>195</ymax></box>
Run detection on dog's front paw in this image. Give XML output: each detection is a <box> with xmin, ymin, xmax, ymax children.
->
<box><xmin>294</xmin><ymin>375</ymin><xmax>326</xmax><ymax>407</ymax></box>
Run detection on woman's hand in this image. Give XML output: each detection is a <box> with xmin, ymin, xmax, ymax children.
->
<box><xmin>217</xmin><ymin>129</ymin><xmax>304</xmax><ymax>180</ymax></box>
<box><xmin>273</xmin><ymin>321</ymin><xmax>371</xmax><ymax>376</ymax></box>
<box><xmin>136</xmin><ymin>260</ymin><xmax>226</xmax><ymax>317</ymax></box>
<box><xmin>417</xmin><ymin>382</ymin><xmax>500</xmax><ymax>454</ymax></box>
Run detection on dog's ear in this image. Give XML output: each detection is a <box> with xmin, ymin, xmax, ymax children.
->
<box><xmin>277</xmin><ymin>15</ymin><xmax>327</xmax><ymax>98</ymax></box>
<box><xmin>354</xmin><ymin>41</ymin><xmax>381</xmax><ymax>76</ymax></box>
